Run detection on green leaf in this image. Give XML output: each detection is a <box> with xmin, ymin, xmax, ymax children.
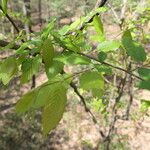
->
<box><xmin>94</xmin><ymin>64</ymin><xmax>112</xmax><ymax>75</ymax></box>
<box><xmin>94</xmin><ymin>7</ymin><xmax>108</xmax><ymax>14</ymax></box>
<box><xmin>54</xmin><ymin>52</ymin><xmax>91</xmax><ymax>65</ymax></box>
<box><xmin>141</xmin><ymin>100</ymin><xmax>150</xmax><ymax>112</ymax></box>
<box><xmin>58</xmin><ymin>25</ymin><xmax>70</xmax><ymax>35</ymax></box>
<box><xmin>46</xmin><ymin>61</ymin><xmax>64</xmax><ymax>79</ymax></box>
<box><xmin>138</xmin><ymin>68</ymin><xmax>150</xmax><ymax>80</ymax></box>
<box><xmin>41</xmin><ymin>18</ymin><xmax>56</xmax><ymax>40</ymax></box>
<box><xmin>41</xmin><ymin>38</ymin><xmax>55</xmax><ymax>75</ymax></box>
<box><xmin>138</xmin><ymin>79</ymin><xmax>150</xmax><ymax>90</ymax></box>
<box><xmin>33</xmin><ymin>80</ymin><xmax>67</xmax><ymax>108</ymax></box>
<box><xmin>1</xmin><ymin>0</ymin><xmax>8</xmax><ymax>14</ymax></box>
<box><xmin>91</xmin><ymin>99</ymin><xmax>106</xmax><ymax>113</ymax></box>
<box><xmin>16</xmin><ymin>41</ymin><xmax>32</xmax><ymax>55</ymax></box>
<box><xmin>63</xmin><ymin>37</ymin><xmax>80</xmax><ymax>52</ymax></box>
<box><xmin>16</xmin><ymin>90</ymin><xmax>37</xmax><ymax>114</ymax></box>
<box><xmin>80</xmin><ymin>71</ymin><xmax>104</xmax><ymax>98</ymax></box>
<box><xmin>93</xmin><ymin>15</ymin><xmax>105</xmax><ymax>42</ymax></box>
<box><xmin>122</xmin><ymin>30</ymin><xmax>146</xmax><ymax>62</ymax></box>
<box><xmin>0</xmin><ymin>57</ymin><xmax>18</xmax><ymax>85</ymax></box>
<box><xmin>69</xmin><ymin>17</ymin><xmax>85</xmax><ymax>31</ymax></box>
<box><xmin>98</xmin><ymin>51</ymin><xmax>107</xmax><ymax>62</ymax></box>
<box><xmin>87</xmin><ymin>7</ymin><xmax>107</xmax><ymax>19</ymax></box>
<box><xmin>66</xmin><ymin>54</ymin><xmax>91</xmax><ymax>65</ymax></box>
<box><xmin>42</xmin><ymin>82</ymin><xmax>67</xmax><ymax>134</ymax></box>
<box><xmin>21</xmin><ymin>56</ymin><xmax>41</xmax><ymax>84</ymax></box>
<box><xmin>92</xmin><ymin>89</ymin><xmax>104</xmax><ymax>99</ymax></box>
<box><xmin>97</xmin><ymin>40</ymin><xmax>121</xmax><ymax>52</ymax></box>
<box><xmin>16</xmin><ymin>76</ymin><xmax>68</xmax><ymax>134</ymax></box>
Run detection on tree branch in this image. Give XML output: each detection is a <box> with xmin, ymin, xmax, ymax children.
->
<box><xmin>78</xmin><ymin>52</ymin><xmax>144</xmax><ymax>81</ymax></box>
<box><xmin>78</xmin><ymin>0</ymin><xmax>108</xmax><ymax>31</ymax></box>
<box><xmin>0</xmin><ymin>5</ymin><xmax>20</xmax><ymax>34</ymax></box>
<box><xmin>0</xmin><ymin>38</ymin><xmax>144</xmax><ymax>81</ymax></box>
<box><xmin>70</xmin><ymin>81</ymin><xmax>105</xmax><ymax>138</ymax></box>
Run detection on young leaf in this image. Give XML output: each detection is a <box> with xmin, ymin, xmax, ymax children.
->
<box><xmin>91</xmin><ymin>98</ymin><xmax>106</xmax><ymax>113</ymax></box>
<box><xmin>21</xmin><ymin>56</ymin><xmax>41</xmax><ymax>84</ymax></box>
<box><xmin>93</xmin><ymin>15</ymin><xmax>105</xmax><ymax>42</ymax></box>
<box><xmin>69</xmin><ymin>17</ymin><xmax>85</xmax><ymax>31</ymax></box>
<box><xmin>0</xmin><ymin>57</ymin><xmax>18</xmax><ymax>85</ymax></box>
<box><xmin>41</xmin><ymin>38</ymin><xmax>55</xmax><ymax>74</ymax></box>
<box><xmin>137</xmin><ymin>79</ymin><xmax>150</xmax><ymax>90</ymax></box>
<box><xmin>141</xmin><ymin>100</ymin><xmax>150</xmax><ymax>112</ymax></box>
<box><xmin>46</xmin><ymin>61</ymin><xmax>64</xmax><ymax>79</ymax></box>
<box><xmin>66</xmin><ymin>53</ymin><xmax>91</xmax><ymax>65</ymax></box>
<box><xmin>16</xmin><ymin>41</ymin><xmax>32</xmax><ymax>55</ymax></box>
<box><xmin>16</xmin><ymin>90</ymin><xmax>37</xmax><ymax>114</ymax></box>
<box><xmin>58</xmin><ymin>25</ymin><xmax>70</xmax><ymax>35</ymax></box>
<box><xmin>1</xmin><ymin>0</ymin><xmax>8</xmax><ymax>14</ymax></box>
<box><xmin>80</xmin><ymin>71</ymin><xmax>104</xmax><ymax>98</ymax></box>
<box><xmin>97</xmin><ymin>40</ymin><xmax>121</xmax><ymax>52</ymax></box>
<box><xmin>16</xmin><ymin>75</ymin><xmax>68</xmax><ymax>134</ymax></box>
<box><xmin>54</xmin><ymin>52</ymin><xmax>91</xmax><ymax>65</ymax></box>
<box><xmin>98</xmin><ymin>51</ymin><xmax>107</xmax><ymax>62</ymax></box>
<box><xmin>122</xmin><ymin>30</ymin><xmax>146</xmax><ymax>62</ymax></box>
<box><xmin>33</xmin><ymin>81</ymin><xmax>67</xmax><ymax>108</ymax></box>
<box><xmin>94</xmin><ymin>64</ymin><xmax>112</xmax><ymax>75</ymax></box>
<box><xmin>41</xmin><ymin>18</ymin><xmax>56</xmax><ymax>40</ymax></box>
<box><xmin>138</xmin><ymin>68</ymin><xmax>150</xmax><ymax>80</ymax></box>
<box><xmin>42</xmin><ymin>83</ymin><xmax>67</xmax><ymax>135</ymax></box>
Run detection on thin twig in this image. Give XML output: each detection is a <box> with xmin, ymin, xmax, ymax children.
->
<box><xmin>78</xmin><ymin>0</ymin><xmax>108</xmax><ymax>31</ymax></box>
<box><xmin>78</xmin><ymin>52</ymin><xmax>144</xmax><ymax>81</ymax></box>
<box><xmin>70</xmin><ymin>81</ymin><xmax>105</xmax><ymax>138</ymax></box>
<box><xmin>0</xmin><ymin>38</ymin><xmax>144</xmax><ymax>81</ymax></box>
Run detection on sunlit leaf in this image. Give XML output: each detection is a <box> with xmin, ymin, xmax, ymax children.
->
<box><xmin>94</xmin><ymin>64</ymin><xmax>112</xmax><ymax>75</ymax></box>
<box><xmin>141</xmin><ymin>99</ymin><xmax>150</xmax><ymax>112</ymax></box>
<box><xmin>41</xmin><ymin>38</ymin><xmax>55</xmax><ymax>75</ymax></box>
<box><xmin>98</xmin><ymin>51</ymin><xmax>107</xmax><ymax>62</ymax></box>
<box><xmin>54</xmin><ymin>52</ymin><xmax>91</xmax><ymax>65</ymax></box>
<box><xmin>16</xmin><ymin>90</ymin><xmax>37</xmax><ymax>114</ymax></box>
<box><xmin>42</xmin><ymin>83</ymin><xmax>67</xmax><ymax>134</ymax></box>
<box><xmin>46</xmin><ymin>60</ymin><xmax>64</xmax><ymax>79</ymax></box>
<box><xmin>21</xmin><ymin>56</ymin><xmax>41</xmax><ymax>84</ymax></box>
<box><xmin>1</xmin><ymin>0</ymin><xmax>8</xmax><ymax>14</ymax></box>
<box><xmin>122</xmin><ymin>30</ymin><xmax>146</xmax><ymax>62</ymax></box>
<box><xmin>0</xmin><ymin>57</ymin><xmax>18</xmax><ymax>85</ymax></box>
<box><xmin>97</xmin><ymin>40</ymin><xmax>121</xmax><ymax>52</ymax></box>
<box><xmin>93</xmin><ymin>15</ymin><xmax>105</xmax><ymax>42</ymax></box>
<box><xmin>80</xmin><ymin>71</ymin><xmax>104</xmax><ymax>98</ymax></box>
<box><xmin>138</xmin><ymin>79</ymin><xmax>150</xmax><ymax>90</ymax></box>
<box><xmin>138</xmin><ymin>68</ymin><xmax>150</xmax><ymax>80</ymax></box>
